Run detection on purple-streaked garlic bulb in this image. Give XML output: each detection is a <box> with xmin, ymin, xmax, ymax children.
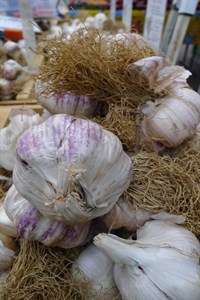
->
<box><xmin>0</xmin><ymin>108</ymin><xmax>41</xmax><ymax>171</ymax></box>
<box><xmin>102</xmin><ymin>198</ymin><xmax>152</xmax><ymax>231</ymax></box>
<box><xmin>0</xmin><ymin>232</ymin><xmax>17</xmax><ymax>271</ymax></box>
<box><xmin>141</xmin><ymin>87</ymin><xmax>200</xmax><ymax>148</ymax></box>
<box><xmin>4</xmin><ymin>185</ymin><xmax>96</xmax><ymax>249</ymax></box>
<box><xmin>3</xmin><ymin>60</ymin><xmax>22</xmax><ymax>80</ymax></box>
<box><xmin>35</xmin><ymin>80</ymin><xmax>101</xmax><ymax>117</ymax></box>
<box><xmin>128</xmin><ymin>56</ymin><xmax>191</xmax><ymax>93</ymax></box>
<box><xmin>13</xmin><ymin>114</ymin><xmax>132</xmax><ymax>225</ymax></box>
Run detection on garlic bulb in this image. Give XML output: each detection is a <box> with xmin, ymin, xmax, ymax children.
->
<box><xmin>35</xmin><ymin>80</ymin><xmax>101</xmax><ymax>117</ymax></box>
<box><xmin>94</xmin><ymin>13</ymin><xmax>107</xmax><ymax>29</ymax></box>
<box><xmin>13</xmin><ymin>114</ymin><xmax>132</xmax><ymax>224</ymax></box>
<box><xmin>3</xmin><ymin>60</ymin><xmax>22</xmax><ymax>80</ymax></box>
<box><xmin>0</xmin><ymin>233</ymin><xmax>16</xmax><ymax>271</ymax></box>
<box><xmin>0</xmin><ymin>203</ymin><xmax>17</xmax><ymax>238</ymax></box>
<box><xmin>72</xmin><ymin>244</ymin><xmax>118</xmax><ymax>300</ymax></box>
<box><xmin>128</xmin><ymin>56</ymin><xmax>191</xmax><ymax>93</ymax></box>
<box><xmin>114</xmin><ymin>32</ymin><xmax>147</xmax><ymax>47</ymax></box>
<box><xmin>0</xmin><ymin>108</ymin><xmax>41</xmax><ymax>171</ymax></box>
<box><xmin>94</xmin><ymin>219</ymin><xmax>200</xmax><ymax>300</ymax></box>
<box><xmin>2</xmin><ymin>41</ymin><xmax>20</xmax><ymax>59</ymax></box>
<box><xmin>4</xmin><ymin>185</ymin><xmax>96</xmax><ymax>249</ymax></box>
<box><xmin>0</xmin><ymin>78</ymin><xmax>13</xmax><ymax>99</ymax></box>
<box><xmin>141</xmin><ymin>89</ymin><xmax>200</xmax><ymax>147</ymax></box>
<box><xmin>102</xmin><ymin>198</ymin><xmax>152</xmax><ymax>231</ymax></box>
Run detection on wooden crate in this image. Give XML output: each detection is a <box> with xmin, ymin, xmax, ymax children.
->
<box><xmin>0</xmin><ymin>104</ymin><xmax>43</xmax><ymax>129</ymax></box>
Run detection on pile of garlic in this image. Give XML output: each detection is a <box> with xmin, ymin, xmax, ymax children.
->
<box><xmin>0</xmin><ymin>40</ymin><xmax>29</xmax><ymax>100</ymax></box>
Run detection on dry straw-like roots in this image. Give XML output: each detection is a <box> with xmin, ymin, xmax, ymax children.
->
<box><xmin>124</xmin><ymin>152</ymin><xmax>200</xmax><ymax>238</ymax></box>
<box><xmin>37</xmin><ymin>27</ymin><xmax>156</xmax><ymax>109</ymax></box>
<box><xmin>0</xmin><ymin>240</ymin><xmax>92</xmax><ymax>300</ymax></box>
<box><xmin>0</xmin><ymin>240</ymin><xmax>121</xmax><ymax>300</ymax></box>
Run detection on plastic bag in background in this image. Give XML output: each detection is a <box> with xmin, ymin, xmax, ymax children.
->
<box><xmin>0</xmin><ymin>0</ymin><xmax>57</xmax><ymax>18</ymax></box>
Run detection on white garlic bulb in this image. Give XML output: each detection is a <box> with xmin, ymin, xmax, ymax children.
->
<box><xmin>4</xmin><ymin>185</ymin><xmax>97</xmax><ymax>249</ymax></box>
<box><xmin>13</xmin><ymin>114</ymin><xmax>132</xmax><ymax>224</ymax></box>
<box><xmin>72</xmin><ymin>244</ymin><xmax>118</xmax><ymax>300</ymax></box>
<box><xmin>94</xmin><ymin>13</ymin><xmax>107</xmax><ymax>29</ymax></box>
<box><xmin>141</xmin><ymin>89</ymin><xmax>200</xmax><ymax>147</ymax></box>
<box><xmin>102</xmin><ymin>198</ymin><xmax>152</xmax><ymax>231</ymax></box>
<box><xmin>35</xmin><ymin>80</ymin><xmax>101</xmax><ymax>117</ymax></box>
<box><xmin>0</xmin><ymin>108</ymin><xmax>41</xmax><ymax>171</ymax></box>
<box><xmin>0</xmin><ymin>203</ymin><xmax>17</xmax><ymax>238</ymax></box>
<box><xmin>94</xmin><ymin>218</ymin><xmax>200</xmax><ymax>300</ymax></box>
<box><xmin>3</xmin><ymin>60</ymin><xmax>22</xmax><ymax>80</ymax></box>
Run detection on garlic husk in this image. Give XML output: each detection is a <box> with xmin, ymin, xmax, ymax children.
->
<box><xmin>3</xmin><ymin>60</ymin><xmax>22</xmax><ymax>80</ymax></box>
<box><xmin>0</xmin><ymin>108</ymin><xmax>41</xmax><ymax>171</ymax></box>
<box><xmin>102</xmin><ymin>198</ymin><xmax>152</xmax><ymax>231</ymax></box>
<box><xmin>72</xmin><ymin>244</ymin><xmax>118</xmax><ymax>300</ymax></box>
<box><xmin>35</xmin><ymin>80</ymin><xmax>101</xmax><ymax>117</ymax></box>
<box><xmin>4</xmin><ymin>185</ymin><xmax>96</xmax><ymax>249</ymax></box>
<box><xmin>94</xmin><ymin>221</ymin><xmax>200</xmax><ymax>300</ymax></box>
<box><xmin>13</xmin><ymin>114</ymin><xmax>132</xmax><ymax>224</ymax></box>
<box><xmin>128</xmin><ymin>56</ymin><xmax>191</xmax><ymax>93</ymax></box>
<box><xmin>142</xmin><ymin>92</ymin><xmax>200</xmax><ymax>147</ymax></box>
<box><xmin>0</xmin><ymin>203</ymin><xmax>17</xmax><ymax>238</ymax></box>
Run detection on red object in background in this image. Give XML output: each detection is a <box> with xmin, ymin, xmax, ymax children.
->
<box><xmin>4</xmin><ymin>29</ymin><xmax>23</xmax><ymax>40</ymax></box>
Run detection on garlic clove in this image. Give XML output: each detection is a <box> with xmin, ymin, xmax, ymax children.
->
<box><xmin>72</xmin><ymin>244</ymin><xmax>118</xmax><ymax>299</ymax></box>
<box><xmin>13</xmin><ymin>114</ymin><xmax>132</xmax><ymax>224</ymax></box>
<box><xmin>0</xmin><ymin>204</ymin><xmax>17</xmax><ymax>238</ymax></box>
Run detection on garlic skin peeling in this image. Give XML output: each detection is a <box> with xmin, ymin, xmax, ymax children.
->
<box><xmin>4</xmin><ymin>185</ymin><xmax>96</xmax><ymax>249</ymax></box>
<box><xmin>13</xmin><ymin>114</ymin><xmax>132</xmax><ymax>224</ymax></box>
<box><xmin>72</xmin><ymin>244</ymin><xmax>118</xmax><ymax>300</ymax></box>
<box><xmin>94</xmin><ymin>220</ymin><xmax>200</xmax><ymax>300</ymax></box>
<box><xmin>0</xmin><ymin>108</ymin><xmax>41</xmax><ymax>171</ymax></box>
<box><xmin>35</xmin><ymin>80</ymin><xmax>101</xmax><ymax>117</ymax></box>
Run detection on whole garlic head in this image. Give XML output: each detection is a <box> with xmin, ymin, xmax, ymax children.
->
<box><xmin>94</xmin><ymin>217</ymin><xmax>200</xmax><ymax>300</ymax></box>
<box><xmin>13</xmin><ymin>114</ymin><xmax>132</xmax><ymax>224</ymax></box>
<box><xmin>3</xmin><ymin>60</ymin><xmax>22</xmax><ymax>80</ymax></box>
<box><xmin>0</xmin><ymin>108</ymin><xmax>41</xmax><ymax>171</ymax></box>
<box><xmin>4</xmin><ymin>185</ymin><xmax>96</xmax><ymax>249</ymax></box>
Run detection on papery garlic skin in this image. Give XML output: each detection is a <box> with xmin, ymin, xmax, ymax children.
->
<box><xmin>102</xmin><ymin>198</ymin><xmax>152</xmax><ymax>231</ymax></box>
<box><xmin>142</xmin><ymin>91</ymin><xmax>200</xmax><ymax>147</ymax></box>
<box><xmin>0</xmin><ymin>108</ymin><xmax>41</xmax><ymax>171</ymax></box>
<box><xmin>0</xmin><ymin>271</ymin><xmax>8</xmax><ymax>291</ymax></box>
<box><xmin>4</xmin><ymin>185</ymin><xmax>96</xmax><ymax>249</ymax></box>
<box><xmin>0</xmin><ymin>204</ymin><xmax>17</xmax><ymax>238</ymax></box>
<box><xmin>13</xmin><ymin>114</ymin><xmax>132</xmax><ymax>224</ymax></box>
<box><xmin>35</xmin><ymin>80</ymin><xmax>101</xmax><ymax>117</ymax></box>
<box><xmin>72</xmin><ymin>244</ymin><xmax>118</xmax><ymax>300</ymax></box>
<box><xmin>3</xmin><ymin>60</ymin><xmax>22</xmax><ymax>80</ymax></box>
<box><xmin>94</xmin><ymin>219</ymin><xmax>200</xmax><ymax>300</ymax></box>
